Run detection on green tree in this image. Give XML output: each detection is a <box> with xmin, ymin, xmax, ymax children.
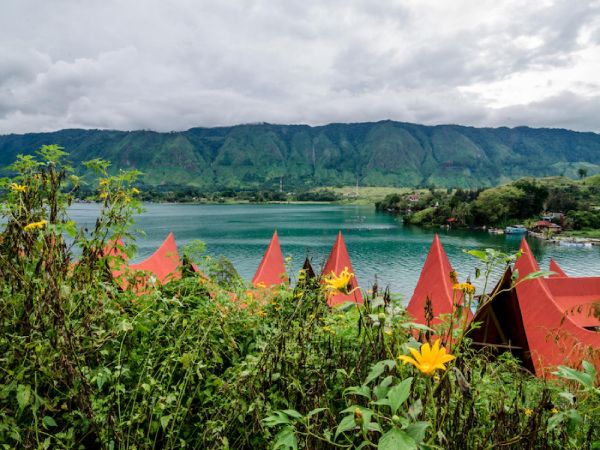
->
<box><xmin>473</xmin><ymin>185</ymin><xmax>524</xmax><ymax>225</ymax></box>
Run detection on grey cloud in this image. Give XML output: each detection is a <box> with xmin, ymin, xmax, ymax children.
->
<box><xmin>0</xmin><ymin>0</ymin><xmax>599</xmax><ymax>134</ymax></box>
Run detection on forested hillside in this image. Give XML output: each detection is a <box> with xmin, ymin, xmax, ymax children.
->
<box><xmin>1</xmin><ymin>121</ymin><xmax>600</xmax><ymax>189</ymax></box>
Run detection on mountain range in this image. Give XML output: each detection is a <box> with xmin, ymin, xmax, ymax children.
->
<box><xmin>1</xmin><ymin>121</ymin><xmax>600</xmax><ymax>189</ymax></box>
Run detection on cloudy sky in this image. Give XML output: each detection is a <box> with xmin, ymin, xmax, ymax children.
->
<box><xmin>1</xmin><ymin>0</ymin><xmax>599</xmax><ymax>134</ymax></box>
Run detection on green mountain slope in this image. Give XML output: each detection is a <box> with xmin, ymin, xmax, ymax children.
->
<box><xmin>1</xmin><ymin>121</ymin><xmax>599</xmax><ymax>189</ymax></box>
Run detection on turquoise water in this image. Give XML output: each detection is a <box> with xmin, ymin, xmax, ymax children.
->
<box><xmin>68</xmin><ymin>203</ymin><xmax>600</xmax><ymax>300</ymax></box>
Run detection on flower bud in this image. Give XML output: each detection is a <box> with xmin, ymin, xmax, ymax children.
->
<box><xmin>354</xmin><ymin>407</ymin><xmax>363</xmax><ymax>426</ymax></box>
<box><xmin>378</xmin><ymin>312</ymin><xmax>386</xmax><ymax>324</ymax></box>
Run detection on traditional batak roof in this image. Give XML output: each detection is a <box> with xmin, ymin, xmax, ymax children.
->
<box><xmin>513</xmin><ymin>238</ymin><xmax>600</xmax><ymax>376</ymax></box>
<box><xmin>252</xmin><ymin>230</ymin><xmax>287</xmax><ymax>287</ymax></box>
<box><xmin>406</xmin><ymin>235</ymin><xmax>469</xmax><ymax>326</ymax></box>
<box><xmin>469</xmin><ymin>267</ymin><xmax>535</xmax><ymax>373</ymax></box>
<box><xmin>128</xmin><ymin>232</ymin><xmax>182</xmax><ymax>285</ymax></box>
<box><xmin>322</xmin><ymin>231</ymin><xmax>363</xmax><ymax>307</ymax></box>
<box><xmin>549</xmin><ymin>258</ymin><xmax>568</xmax><ymax>277</ymax></box>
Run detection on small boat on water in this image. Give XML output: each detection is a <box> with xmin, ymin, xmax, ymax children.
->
<box><xmin>505</xmin><ymin>225</ymin><xmax>528</xmax><ymax>234</ymax></box>
<box><xmin>559</xmin><ymin>241</ymin><xmax>593</xmax><ymax>248</ymax></box>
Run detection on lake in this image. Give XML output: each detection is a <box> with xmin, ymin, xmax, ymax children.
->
<box><xmin>69</xmin><ymin>203</ymin><xmax>600</xmax><ymax>301</ymax></box>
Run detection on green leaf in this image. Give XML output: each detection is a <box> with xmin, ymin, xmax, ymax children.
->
<box><xmin>344</xmin><ymin>385</ymin><xmax>371</xmax><ymax>399</ymax></box>
<box><xmin>160</xmin><ymin>415</ymin><xmax>172</xmax><ymax>431</ymax></box>
<box><xmin>273</xmin><ymin>426</ymin><xmax>298</xmax><ymax>450</ymax></box>
<box><xmin>405</xmin><ymin>421</ymin><xmax>429</xmax><ymax>443</ymax></box>
<box><xmin>364</xmin><ymin>360</ymin><xmax>396</xmax><ymax>386</ymax></box>
<box><xmin>465</xmin><ymin>249</ymin><xmax>488</xmax><ymax>262</ymax></box>
<box><xmin>554</xmin><ymin>365</ymin><xmax>594</xmax><ymax>389</ymax></box>
<box><xmin>547</xmin><ymin>412</ymin><xmax>565</xmax><ymax>431</ymax></box>
<box><xmin>400</xmin><ymin>323</ymin><xmax>435</xmax><ymax>332</ymax></box>
<box><xmin>378</xmin><ymin>429</ymin><xmax>417</xmax><ymax>450</ymax></box>
<box><xmin>335</xmin><ymin>415</ymin><xmax>356</xmax><ymax>439</ymax></box>
<box><xmin>16</xmin><ymin>384</ymin><xmax>31</xmax><ymax>410</ymax></box>
<box><xmin>42</xmin><ymin>416</ymin><xmax>57</xmax><ymax>428</ymax></box>
<box><xmin>374</xmin><ymin>375</ymin><xmax>394</xmax><ymax>400</ymax></box>
<box><xmin>263</xmin><ymin>411</ymin><xmax>291</xmax><ymax>427</ymax></box>
<box><xmin>387</xmin><ymin>377</ymin><xmax>413</xmax><ymax>415</ymax></box>
<box><xmin>118</xmin><ymin>320</ymin><xmax>133</xmax><ymax>333</ymax></box>
<box><xmin>282</xmin><ymin>409</ymin><xmax>303</xmax><ymax>420</ymax></box>
<box><xmin>307</xmin><ymin>408</ymin><xmax>327</xmax><ymax>418</ymax></box>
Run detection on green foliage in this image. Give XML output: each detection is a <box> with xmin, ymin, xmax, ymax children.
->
<box><xmin>2</xmin><ymin>122</ymin><xmax>600</xmax><ymax>191</ymax></box>
<box><xmin>1</xmin><ymin>147</ymin><xmax>599</xmax><ymax>449</ymax></box>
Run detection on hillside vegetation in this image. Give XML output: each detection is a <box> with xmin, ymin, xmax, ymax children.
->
<box><xmin>1</xmin><ymin>147</ymin><xmax>598</xmax><ymax>449</ymax></box>
<box><xmin>1</xmin><ymin>121</ymin><xmax>600</xmax><ymax>189</ymax></box>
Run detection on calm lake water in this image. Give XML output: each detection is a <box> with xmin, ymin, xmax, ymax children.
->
<box><xmin>69</xmin><ymin>203</ymin><xmax>600</xmax><ymax>301</ymax></box>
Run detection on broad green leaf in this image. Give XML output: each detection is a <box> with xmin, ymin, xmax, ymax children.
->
<box><xmin>364</xmin><ymin>360</ymin><xmax>396</xmax><ymax>386</ymax></box>
<box><xmin>344</xmin><ymin>385</ymin><xmax>371</xmax><ymax>399</ymax></box>
<box><xmin>374</xmin><ymin>375</ymin><xmax>394</xmax><ymax>400</ymax></box>
<box><xmin>43</xmin><ymin>416</ymin><xmax>57</xmax><ymax>428</ymax></box>
<box><xmin>263</xmin><ymin>412</ymin><xmax>291</xmax><ymax>427</ymax></box>
<box><xmin>160</xmin><ymin>414</ymin><xmax>172</xmax><ymax>430</ymax></box>
<box><xmin>335</xmin><ymin>415</ymin><xmax>356</xmax><ymax>439</ymax></box>
<box><xmin>554</xmin><ymin>365</ymin><xmax>594</xmax><ymax>389</ymax></box>
<box><xmin>273</xmin><ymin>426</ymin><xmax>298</xmax><ymax>450</ymax></box>
<box><xmin>16</xmin><ymin>384</ymin><xmax>31</xmax><ymax>410</ymax></box>
<box><xmin>405</xmin><ymin>421</ymin><xmax>429</xmax><ymax>443</ymax></box>
<box><xmin>282</xmin><ymin>409</ymin><xmax>303</xmax><ymax>420</ymax></box>
<box><xmin>465</xmin><ymin>249</ymin><xmax>487</xmax><ymax>261</ymax></box>
<box><xmin>378</xmin><ymin>428</ymin><xmax>417</xmax><ymax>450</ymax></box>
<box><xmin>387</xmin><ymin>377</ymin><xmax>413</xmax><ymax>414</ymax></box>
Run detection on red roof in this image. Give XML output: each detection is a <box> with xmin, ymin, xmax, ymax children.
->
<box><xmin>534</xmin><ymin>220</ymin><xmax>560</xmax><ymax>228</ymax></box>
<box><xmin>513</xmin><ymin>238</ymin><xmax>600</xmax><ymax>376</ymax></box>
<box><xmin>322</xmin><ymin>231</ymin><xmax>363</xmax><ymax>306</ymax></box>
<box><xmin>128</xmin><ymin>232</ymin><xmax>182</xmax><ymax>285</ymax></box>
<box><xmin>252</xmin><ymin>231</ymin><xmax>287</xmax><ymax>287</ymax></box>
<box><xmin>406</xmin><ymin>235</ymin><xmax>470</xmax><ymax>326</ymax></box>
<box><xmin>549</xmin><ymin>258</ymin><xmax>567</xmax><ymax>277</ymax></box>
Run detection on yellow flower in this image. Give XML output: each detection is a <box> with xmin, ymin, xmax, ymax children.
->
<box><xmin>398</xmin><ymin>339</ymin><xmax>455</xmax><ymax>375</ymax></box>
<box><xmin>24</xmin><ymin>219</ymin><xmax>47</xmax><ymax>232</ymax></box>
<box><xmin>131</xmin><ymin>187</ymin><xmax>140</xmax><ymax>195</ymax></box>
<box><xmin>323</xmin><ymin>266</ymin><xmax>357</xmax><ymax>296</ymax></box>
<box><xmin>99</xmin><ymin>192</ymin><xmax>108</xmax><ymax>199</ymax></box>
<box><xmin>524</xmin><ymin>408</ymin><xmax>533</xmax><ymax>416</ymax></box>
<box><xmin>99</xmin><ymin>179</ymin><xmax>109</xmax><ymax>186</ymax></box>
<box><xmin>10</xmin><ymin>183</ymin><xmax>27</xmax><ymax>193</ymax></box>
<box><xmin>453</xmin><ymin>282</ymin><xmax>475</xmax><ymax>295</ymax></box>
<box><xmin>551</xmin><ymin>408</ymin><xmax>559</xmax><ymax>415</ymax></box>
<box><xmin>256</xmin><ymin>282</ymin><xmax>267</xmax><ymax>289</ymax></box>
<box><xmin>257</xmin><ymin>310</ymin><xmax>267</xmax><ymax>317</ymax></box>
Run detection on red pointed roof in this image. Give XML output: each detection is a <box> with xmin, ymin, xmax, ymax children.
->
<box><xmin>406</xmin><ymin>235</ymin><xmax>470</xmax><ymax>326</ymax></box>
<box><xmin>321</xmin><ymin>231</ymin><xmax>363</xmax><ymax>306</ymax></box>
<box><xmin>252</xmin><ymin>231</ymin><xmax>287</xmax><ymax>287</ymax></box>
<box><xmin>129</xmin><ymin>232</ymin><xmax>182</xmax><ymax>285</ymax></box>
<box><xmin>549</xmin><ymin>258</ymin><xmax>568</xmax><ymax>277</ymax></box>
<box><xmin>514</xmin><ymin>238</ymin><xmax>600</xmax><ymax>376</ymax></box>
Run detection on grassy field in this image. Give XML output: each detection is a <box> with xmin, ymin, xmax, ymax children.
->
<box><xmin>327</xmin><ymin>186</ymin><xmax>414</xmax><ymax>204</ymax></box>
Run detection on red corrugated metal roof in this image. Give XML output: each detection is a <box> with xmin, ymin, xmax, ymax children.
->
<box><xmin>252</xmin><ymin>231</ymin><xmax>287</xmax><ymax>287</ymax></box>
<box><xmin>406</xmin><ymin>235</ymin><xmax>470</xmax><ymax>326</ymax></box>
<box><xmin>321</xmin><ymin>231</ymin><xmax>363</xmax><ymax>307</ymax></box>
<box><xmin>129</xmin><ymin>232</ymin><xmax>182</xmax><ymax>285</ymax></box>
<box><xmin>549</xmin><ymin>258</ymin><xmax>568</xmax><ymax>277</ymax></box>
<box><xmin>513</xmin><ymin>238</ymin><xmax>600</xmax><ymax>376</ymax></box>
